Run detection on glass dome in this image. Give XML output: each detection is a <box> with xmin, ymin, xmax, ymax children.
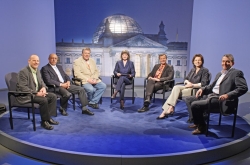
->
<box><xmin>92</xmin><ymin>14</ymin><xmax>143</xmax><ymax>43</ymax></box>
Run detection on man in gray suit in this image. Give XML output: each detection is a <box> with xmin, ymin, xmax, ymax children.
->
<box><xmin>16</xmin><ymin>55</ymin><xmax>59</xmax><ymax>130</ymax></box>
<box><xmin>41</xmin><ymin>53</ymin><xmax>93</xmax><ymax>116</ymax></box>
<box><xmin>185</xmin><ymin>54</ymin><xmax>248</xmax><ymax>134</ymax></box>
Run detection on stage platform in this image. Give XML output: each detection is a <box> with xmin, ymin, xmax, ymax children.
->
<box><xmin>1</xmin><ymin>97</ymin><xmax>250</xmax><ymax>165</ymax></box>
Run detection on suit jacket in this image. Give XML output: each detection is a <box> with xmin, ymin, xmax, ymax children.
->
<box><xmin>73</xmin><ymin>57</ymin><xmax>101</xmax><ymax>85</ymax></box>
<box><xmin>147</xmin><ymin>64</ymin><xmax>174</xmax><ymax>82</ymax></box>
<box><xmin>202</xmin><ymin>68</ymin><xmax>248</xmax><ymax>114</ymax></box>
<box><xmin>16</xmin><ymin>66</ymin><xmax>47</xmax><ymax>104</ymax></box>
<box><xmin>41</xmin><ymin>63</ymin><xmax>70</xmax><ymax>92</ymax></box>
<box><xmin>185</xmin><ymin>67</ymin><xmax>210</xmax><ymax>87</ymax></box>
<box><xmin>113</xmin><ymin>60</ymin><xmax>136</xmax><ymax>78</ymax></box>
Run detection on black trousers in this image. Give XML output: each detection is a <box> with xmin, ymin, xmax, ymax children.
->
<box><xmin>33</xmin><ymin>92</ymin><xmax>57</xmax><ymax>121</ymax></box>
<box><xmin>145</xmin><ymin>79</ymin><xmax>164</xmax><ymax>97</ymax></box>
<box><xmin>115</xmin><ymin>76</ymin><xmax>132</xmax><ymax>101</ymax></box>
<box><xmin>144</xmin><ymin>79</ymin><xmax>164</xmax><ymax>106</ymax></box>
<box><xmin>58</xmin><ymin>85</ymin><xmax>88</xmax><ymax>110</ymax></box>
<box><xmin>185</xmin><ymin>93</ymin><xmax>220</xmax><ymax>125</ymax></box>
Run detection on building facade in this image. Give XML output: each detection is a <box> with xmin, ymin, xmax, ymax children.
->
<box><xmin>56</xmin><ymin>14</ymin><xmax>188</xmax><ymax>78</ymax></box>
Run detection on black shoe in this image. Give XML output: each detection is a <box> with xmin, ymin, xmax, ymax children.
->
<box><xmin>186</xmin><ymin>118</ymin><xmax>194</xmax><ymax>123</ymax></box>
<box><xmin>41</xmin><ymin>121</ymin><xmax>53</xmax><ymax>130</ymax></box>
<box><xmin>156</xmin><ymin>114</ymin><xmax>168</xmax><ymax>120</ymax></box>
<box><xmin>138</xmin><ymin>106</ymin><xmax>149</xmax><ymax>113</ymax></box>
<box><xmin>82</xmin><ymin>109</ymin><xmax>94</xmax><ymax>115</ymax></box>
<box><xmin>48</xmin><ymin>118</ymin><xmax>59</xmax><ymax>125</ymax></box>
<box><xmin>59</xmin><ymin>107</ymin><xmax>68</xmax><ymax>116</ymax></box>
<box><xmin>88</xmin><ymin>103</ymin><xmax>99</xmax><ymax>109</ymax></box>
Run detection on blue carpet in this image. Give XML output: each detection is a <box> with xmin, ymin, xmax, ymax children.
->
<box><xmin>0</xmin><ymin>97</ymin><xmax>250</xmax><ymax>155</ymax></box>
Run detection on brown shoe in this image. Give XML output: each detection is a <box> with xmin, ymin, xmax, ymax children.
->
<box><xmin>192</xmin><ymin>125</ymin><xmax>206</xmax><ymax>135</ymax></box>
<box><xmin>192</xmin><ymin>128</ymin><xmax>205</xmax><ymax>135</ymax></box>
<box><xmin>189</xmin><ymin>124</ymin><xmax>198</xmax><ymax>129</ymax></box>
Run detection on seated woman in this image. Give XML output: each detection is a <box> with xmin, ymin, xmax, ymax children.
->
<box><xmin>157</xmin><ymin>54</ymin><xmax>210</xmax><ymax>122</ymax></box>
<box><xmin>111</xmin><ymin>50</ymin><xmax>136</xmax><ymax>109</ymax></box>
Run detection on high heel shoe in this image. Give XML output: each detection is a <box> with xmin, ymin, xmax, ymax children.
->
<box><xmin>111</xmin><ymin>91</ymin><xmax>118</xmax><ymax>98</ymax></box>
<box><xmin>166</xmin><ymin>110</ymin><xmax>174</xmax><ymax>116</ymax></box>
<box><xmin>156</xmin><ymin>113</ymin><xmax>168</xmax><ymax>119</ymax></box>
<box><xmin>120</xmin><ymin>100</ymin><xmax>124</xmax><ymax>110</ymax></box>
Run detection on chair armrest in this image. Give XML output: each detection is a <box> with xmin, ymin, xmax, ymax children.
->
<box><xmin>46</xmin><ymin>84</ymin><xmax>56</xmax><ymax>93</ymax></box>
<box><xmin>72</xmin><ymin>77</ymin><xmax>83</xmax><ymax>86</ymax></box>
<box><xmin>175</xmin><ymin>82</ymin><xmax>185</xmax><ymax>85</ymax></box>
<box><xmin>163</xmin><ymin>79</ymin><xmax>175</xmax><ymax>85</ymax></box>
<box><xmin>8</xmin><ymin>91</ymin><xmax>37</xmax><ymax>95</ymax></box>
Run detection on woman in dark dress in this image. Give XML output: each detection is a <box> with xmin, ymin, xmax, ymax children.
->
<box><xmin>111</xmin><ymin>50</ymin><xmax>136</xmax><ymax>109</ymax></box>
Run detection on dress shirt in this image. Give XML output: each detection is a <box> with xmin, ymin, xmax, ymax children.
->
<box><xmin>29</xmin><ymin>65</ymin><xmax>38</xmax><ymax>91</ymax></box>
<box><xmin>154</xmin><ymin>64</ymin><xmax>166</xmax><ymax>79</ymax></box>
<box><xmin>212</xmin><ymin>67</ymin><xmax>233</xmax><ymax>94</ymax></box>
<box><xmin>50</xmin><ymin>64</ymin><xmax>65</xmax><ymax>83</ymax></box>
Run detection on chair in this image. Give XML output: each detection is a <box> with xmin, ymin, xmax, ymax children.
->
<box><xmin>206</xmin><ymin>96</ymin><xmax>239</xmax><ymax>137</ymax></box>
<box><xmin>5</xmin><ymin>72</ymin><xmax>39</xmax><ymax>131</ymax></box>
<box><xmin>72</xmin><ymin>69</ymin><xmax>102</xmax><ymax>104</ymax></box>
<box><xmin>110</xmin><ymin>75</ymin><xmax>135</xmax><ymax>103</ymax></box>
<box><xmin>143</xmin><ymin>78</ymin><xmax>175</xmax><ymax>104</ymax></box>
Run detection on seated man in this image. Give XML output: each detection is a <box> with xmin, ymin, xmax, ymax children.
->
<box><xmin>41</xmin><ymin>53</ymin><xmax>93</xmax><ymax>116</ymax></box>
<box><xmin>185</xmin><ymin>54</ymin><xmax>248</xmax><ymax>134</ymax></box>
<box><xmin>138</xmin><ymin>54</ymin><xmax>174</xmax><ymax>112</ymax></box>
<box><xmin>16</xmin><ymin>55</ymin><xmax>59</xmax><ymax>130</ymax></box>
<box><xmin>73</xmin><ymin>47</ymin><xmax>107</xmax><ymax>109</ymax></box>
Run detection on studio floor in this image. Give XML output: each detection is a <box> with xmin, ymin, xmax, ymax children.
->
<box><xmin>1</xmin><ymin>87</ymin><xmax>250</xmax><ymax>165</ymax></box>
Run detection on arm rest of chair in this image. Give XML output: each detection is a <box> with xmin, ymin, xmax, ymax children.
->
<box><xmin>175</xmin><ymin>82</ymin><xmax>185</xmax><ymax>85</ymax></box>
<box><xmin>72</xmin><ymin>77</ymin><xmax>83</xmax><ymax>86</ymax></box>
<box><xmin>162</xmin><ymin>79</ymin><xmax>175</xmax><ymax>91</ymax></box>
<box><xmin>163</xmin><ymin>79</ymin><xmax>175</xmax><ymax>85</ymax></box>
<box><xmin>46</xmin><ymin>84</ymin><xmax>56</xmax><ymax>93</ymax></box>
<box><xmin>8</xmin><ymin>91</ymin><xmax>37</xmax><ymax>97</ymax></box>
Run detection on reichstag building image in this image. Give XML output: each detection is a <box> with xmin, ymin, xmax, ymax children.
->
<box><xmin>56</xmin><ymin>14</ymin><xmax>188</xmax><ymax>78</ymax></box>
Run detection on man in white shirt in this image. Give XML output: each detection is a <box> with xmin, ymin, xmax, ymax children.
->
<box><xmin>184</xmin><ymin>54</ymin><xmax>248</xmax><ymax>134</ymax></box>
<box><xmin>41</xmin><ymin>53</ymin><xmax>94</xmax><ymax>116</ymax></box>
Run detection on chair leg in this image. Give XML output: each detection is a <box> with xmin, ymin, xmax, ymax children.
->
<box><xmin>72</xmin><ymin>94</ymin><xmax>76</xmax><ymax>110</ymax></box>
<box><xmin>162</xmin><ymin>93</ymin><xmax>165</xmax><ymax>105</ymax></box>
<box><xmin>219</xmin><ymin>113</ymin><xmax>222</xmax><ymax>125</ymax></box>
<box><xmin>206</xmin><ymin>112</ymin><xmax>211</xmax><ymax>136</ymax></box>
<box><xmin>32</xmin><ymin>107</ymin><xmax>36</xmax><ymax>131</ymax></box>
<box><xmin>111</xmin><ymin>87</ymin><xmax>112</xmax><ymax>103</ymax></box>
<box><xmin>232</xmin><ymin>112</ymin><xmax>237</xmax><ymax>138</ymax></box>
<box><xmin>132</xmin><ymin>89</ymin><xmax>134</xmax><ymax>104</ymax></box>
<box><xmin>153</xmin><ymin>93</ymin><xmax>155</xmax><ymax>103</ymax></box>
<box><xmin>100</xmin><ymin>97</ymin><xmax>102</xmax><ymax>104</ymax></box>
<box><xmin>27</xmin><ymin>108</ymin><xmax>30</xmax><ymax>119</ymax></box>
<box><xmin>9</xmin><ymin>108</ymin><xmax>13</xmax><ymax>130</ymax></box>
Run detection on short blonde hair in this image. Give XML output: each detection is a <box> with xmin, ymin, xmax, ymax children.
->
<box><xmin>82</xmin><ymin>47</ymin><xmax>91</xmax><ymax>53</ymax></box>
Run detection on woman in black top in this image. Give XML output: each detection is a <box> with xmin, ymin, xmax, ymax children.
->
<box><xmin>157</xmin><ymin>54</ymin><xmax>210</xmax><ymax>121</ymax></box>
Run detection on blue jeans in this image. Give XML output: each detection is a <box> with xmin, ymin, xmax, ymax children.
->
<box><xmin>83</xmin><ymin>81</ymin><xmax>106</xmax><ymax>104</ymax></box>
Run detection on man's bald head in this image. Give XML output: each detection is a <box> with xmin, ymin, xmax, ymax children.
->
<box><xmin>28</xmin><ymin>54</ymin><xmax>40</xmax><ymax>70</ymax></box>
<box><xmin>48</xmin><ymin>53</ymin><xmax>58</xmax><ymax>66</ymax></box>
